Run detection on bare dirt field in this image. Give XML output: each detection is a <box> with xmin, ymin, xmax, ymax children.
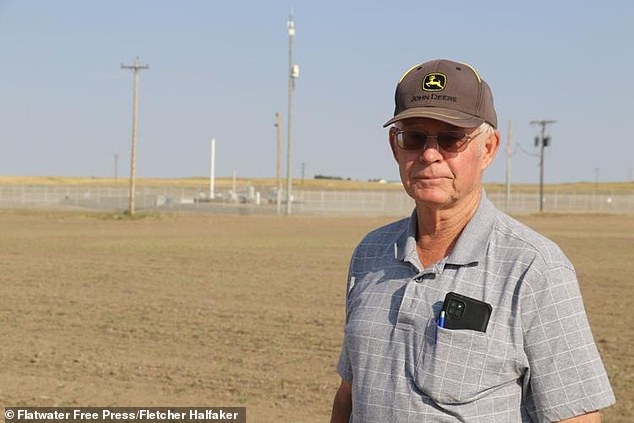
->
<box><xmin>1</xmin><ymin>211</ymin><xmax>632</xmax><ymax>422</ymax></box>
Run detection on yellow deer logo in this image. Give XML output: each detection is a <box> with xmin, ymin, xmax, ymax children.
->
<box><xmin>423</xmin><ymin>73</ymin><xmax>446</xmax><ymax>91</ymax></box>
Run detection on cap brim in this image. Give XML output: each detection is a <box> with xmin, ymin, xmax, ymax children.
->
<box><xmin>382</xmin><ymin>107</ymin><xmax>484</xmax><ymax>128</ymax></box>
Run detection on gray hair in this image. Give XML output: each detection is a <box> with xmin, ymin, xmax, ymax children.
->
<box><xmin>476</xmin><ymin>122</ymin><xmax>495</xmax><ymax>155</ymax></box>
<box><xmin>479</xmin><ymin>122</ymin><xmax>495</xmax><ymax>134</ymax></box>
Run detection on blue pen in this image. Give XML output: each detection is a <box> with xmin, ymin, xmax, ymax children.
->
<box><xmin>438</xmin><ymin>310</ymin><xmax>446</xmax><ymax>329</ymax></box>
<box><xmin>435</xmin><ymin>310</ymin><xmax>446</xmax><ymax>345</ymax></box>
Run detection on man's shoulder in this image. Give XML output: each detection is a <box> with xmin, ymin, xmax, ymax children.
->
<box><xmin>348</xmin><ymin>216</ymin><xmax>410</xmax><ymax>275</ymax></box>
<box><xmin>350</xmin><ymin>216</ymin><xmax>410</xmax><ymax>261</ymax></box>
<box><xmin>490</xmin><ymin>210</ymin><xmax>571</xmax><ymax>267</ymax></box>
<box><xmin>358</xmin><ymin>216</ymin><xmax>410</xmax><ymax>247</ymax></box>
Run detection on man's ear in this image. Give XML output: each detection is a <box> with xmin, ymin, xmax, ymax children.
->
<box><xmin>389</xmin><ymin>127</ymin><xmax>399</xmax><ymax>161</ymax></box>
<box><xmin>480</xmin><ymin>129</ymin><xmax>500</xmax><ymax>170</ymax></box>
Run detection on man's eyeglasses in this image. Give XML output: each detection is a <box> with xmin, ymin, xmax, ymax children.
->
<box><xmin>393</xmin><ymin>128</ymin><xmax>484</xmax><ymax>153</ymax></box>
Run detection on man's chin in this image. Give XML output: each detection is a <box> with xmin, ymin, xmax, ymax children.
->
<box><xmin>408</xmin><ymin>187</ymin><xmax>452</xmax><ymax>206</ymax></box>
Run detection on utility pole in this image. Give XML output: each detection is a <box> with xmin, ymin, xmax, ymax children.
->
<box><xmin>274</xmin><ymin>112</ymin><xmax>283</xmax><ymax>215</ymax></box>
<box><xmin>210</xmin><ymin>138</ymin><xmax>216</xmax><ymax>200</ymax></box>
<box><xmin>114</xmin><ymin>154</ymin><xmax>119</xmax><ymax>183</ymax></box>
<box><xmin>121</xmin><ymin>56</ymin><xmax>149</xmax><ymax>216</ymax></box>
<box><xmin>530</xmin><ymin>119</ymin><xmax>556</xmax><ymax>212</ymax></box>
<box><xmin>285</xmin><ymin>13</ymin><xmax>299</xmax><ymax>215</ymax></box>
<box><xmin>505</xmin><ymin>120</ymin><xmax>512</xmax><ymax>212</ymax></box>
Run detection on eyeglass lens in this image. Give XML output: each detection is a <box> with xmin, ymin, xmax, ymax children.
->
<box><xmin>397</xmin><ymin>131</ymin><xmax>470</xmax><ymax>152</ymax></box>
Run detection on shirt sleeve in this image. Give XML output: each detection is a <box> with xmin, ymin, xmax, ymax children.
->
<box><xmin>521</xmin><ymin>261</ymin><xmax>615</xmax><ymax>422</ymax></box>
<box><xmin>336</xmin><ymin>270</ymin><xmax>357</xmax><ymax>383</ymax></box>
<box><xmin>336</xmin><ymin>341</ymin><xmax>353</xmax><ymax>383</ymax></box>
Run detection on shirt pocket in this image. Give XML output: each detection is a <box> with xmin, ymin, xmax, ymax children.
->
<box><xmin>413</xmin><ymin>317</ymin><xmax>493</xmax><ymax>405</ymax></box>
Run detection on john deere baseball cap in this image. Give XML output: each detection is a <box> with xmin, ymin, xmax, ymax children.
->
<box><xmin>383</xmin><ymin>59</ymin><xmax>497</xmax><ymax>129</ymax></box>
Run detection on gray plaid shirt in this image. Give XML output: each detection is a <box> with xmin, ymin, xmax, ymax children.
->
<box><xmin>337</xmin><ymin>195</ymin><xmax>615</xmax><ymax>422</ymax></box>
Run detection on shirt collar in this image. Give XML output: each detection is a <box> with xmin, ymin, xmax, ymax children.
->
<box><xmin>447</xmin><ymin>193</ymin><xmax>497</xmax><ymax>265</ymax></box>
<box><xmin>392</xmin><ymin>209</ymin><xmax>417</xmax><ymax>265</ymax></box>
<box><xmin>394</xmin><ymin>192</ymin><xmax>498</xmax><ymax>267</ymax></box>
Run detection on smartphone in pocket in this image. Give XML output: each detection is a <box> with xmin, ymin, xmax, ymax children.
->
<box><xmin>441</xmin><ymin>292</ymin><xmax>492</xmax><ymax>332</ymax></box>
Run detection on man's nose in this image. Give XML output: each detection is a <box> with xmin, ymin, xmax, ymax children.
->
<box><xmin>419</xmin><ymin>137</ymin><xmax>442</xmax><ymax>162</ymax></box>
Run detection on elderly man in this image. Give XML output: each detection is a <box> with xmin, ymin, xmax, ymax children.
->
<box><xmin>330</xmin><ymin>59</ymin><xmax>615</xmax><ymax>422</ymax></box>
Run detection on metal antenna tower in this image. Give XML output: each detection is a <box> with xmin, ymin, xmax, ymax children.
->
<box><xmin>285</xmin><ymin>13</ymin><xmax>299</xmax><ymax>215</ymax></box>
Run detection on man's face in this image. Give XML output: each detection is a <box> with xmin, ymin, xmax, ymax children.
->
<box><xmin>389</xmin><ymin>117</ymin><xmax>499</xmax><ymax>209</ymax></box>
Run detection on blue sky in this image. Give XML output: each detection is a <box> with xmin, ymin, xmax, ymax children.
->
<box><xmin>0</xmin><ymin>0</ymin><xmax>632</xmax><ymax>183</ymax></box>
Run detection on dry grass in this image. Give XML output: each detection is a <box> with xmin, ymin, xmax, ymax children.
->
<box><xmin>0</xmin><ymin>211</ymin><xmax>631</xmax><ymax>422</ymax></box>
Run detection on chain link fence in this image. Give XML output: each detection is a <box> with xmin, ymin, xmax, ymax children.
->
<box><xmin>0</xmin><ymin>184</ymin><xmax>632</xmax><ymax>216</ymax></box>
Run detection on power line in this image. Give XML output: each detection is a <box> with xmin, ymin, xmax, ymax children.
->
<box><xmin>515</xmin><ymin>142</ymin><xmax>539</xmax><ymax>158</ymax></box>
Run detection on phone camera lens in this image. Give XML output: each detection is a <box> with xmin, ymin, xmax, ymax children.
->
<box><xmin>447</xmin><ymin>300</ymin><xmax>465</xmax><ymax>318</ymax></box>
